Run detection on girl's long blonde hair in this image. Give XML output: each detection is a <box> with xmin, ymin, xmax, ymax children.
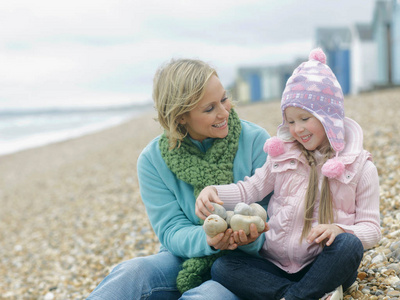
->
<box><xmin>300</xmin><ymin>144</ymin><xmax>335</xmax><ymax>242</ymax></box>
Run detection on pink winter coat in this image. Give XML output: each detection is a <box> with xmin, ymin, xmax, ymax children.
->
<box><xmin>216</xmin><ymin>118</ymin><xmax>381</xmax><ymax>274</ymax></box>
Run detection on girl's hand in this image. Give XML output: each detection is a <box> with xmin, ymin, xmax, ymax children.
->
<box><xmin>195</xmin><ymin>186</ymin><xmax>224</xmax><ymax>220</ymax></box>
<box><xmin>232</xmin><ymin>222</ymin><xmax>269</xmax><ymax>246</ymax></box>
<box><xmin>306</xmin><ymin>224</ymin><xmax>344</xmax><ymax>246</ymax></box>
<box><xmin>207</xmin><ymin>228</ymin><xmax>237</xmax><ymax>250</ymax></box>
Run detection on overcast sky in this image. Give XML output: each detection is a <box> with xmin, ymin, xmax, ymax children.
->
<box><xmin>0</xmin><ymin>0</ymin><xmax>376</xmax><ymax>110</ymax></box>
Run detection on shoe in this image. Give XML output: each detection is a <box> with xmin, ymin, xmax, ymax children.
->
<box><xmin>320</xmin><ymin>285</ymin><xmax>343</xmax><ymax>300</ymax></box>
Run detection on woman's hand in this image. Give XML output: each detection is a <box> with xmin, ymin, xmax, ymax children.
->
<box><xmin>196</xmin><ymin>186</ymin><xmax>224</xmax><ymax>220</ymax></box>
<box><xmin>306</xmin><ymin>224</ymin><xmax>344</xmax><ymax>246</ymax></box>
<box><xmin>232</xmin><ymin>222</ymin><xmax>269</xmax><ymax>247</ymax></box>
<box><xmin>207</xmin><ymin>228</ymin><xmax>237</xmax><ymax>250</ymax></box>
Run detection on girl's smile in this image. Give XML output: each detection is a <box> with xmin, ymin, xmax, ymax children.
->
<box><xmin>300</xmin><ymin>134</ymin><xmax>312</xmax><ymax>143</ymax></box>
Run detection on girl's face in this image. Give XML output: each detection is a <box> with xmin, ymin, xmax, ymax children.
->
<box><xmin>285</xmin><ymin>106</ymin><xmax>329</xmax><ymax>151</ymax></box>
<box><xmin>179</xmin><ymin>75</ymin><xmax>231</xmax><ymax>142</ymax></box>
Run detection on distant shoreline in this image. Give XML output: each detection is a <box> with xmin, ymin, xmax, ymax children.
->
<box><xmin>0</xmin><ymin>104</ymin><xmax>154</xmax><ymax>157</ymax></box>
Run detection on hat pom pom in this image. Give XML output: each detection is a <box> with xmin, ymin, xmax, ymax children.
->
<box><xmin>263</xmin><ymin>137</ymin><xmax>285</xmax><ymax>156</ymax></box>
<box><xmin>309</xmin><ymin>48</ymin><xmax>326</xmax><ymax>64</ymax></box>
<box><xmin>321</xmin><ymin>157</ymin><xmax>345</xmax><ymax>178</ymax></box>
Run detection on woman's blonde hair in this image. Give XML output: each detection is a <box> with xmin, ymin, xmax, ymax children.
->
<box><xmin>153</xmin><ymin>59</ymin><xmax>217</xmax><ymax>149</ymax></box>
<box><xmin>300</xmin><ymin>144</ymin><xmax>335</xmax><ymax>242</ymax></box>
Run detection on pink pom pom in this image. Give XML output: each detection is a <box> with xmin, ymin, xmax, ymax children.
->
<box><xmin>321</xmin><ymin>157</ymin><xmax>345</xmax><ymax>178</ymax></box>
<box><xmin>263</xmin><ymin>137</ymin><xmax>285</xmax><ymax>156</ymax></box>
<box><xmin>309</xmin><ymin>48</ymin><xmax>326</xmax><ymax>64</ymax></box>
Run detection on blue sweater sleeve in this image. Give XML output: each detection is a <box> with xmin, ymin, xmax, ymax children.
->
<box><xmin>137</xmin><ymin>143</ymin><xmax>219</xmax><ymax>259</ymax></box>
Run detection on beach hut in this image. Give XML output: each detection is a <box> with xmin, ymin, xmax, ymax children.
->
<box><xmin>372</xmin><ymin>0</ymin><xmax>394</xmax><ymax>86</ymax></box>
<box><xmin>315</xmin><ymin>27</ymin><xmax>352</xmax><ymax>95</ymax></box>
<box><xmin>236</xmin><ymin>67</ymin><xmax>263</xmax><ymax>102</ymax></box>
<box><xmin>391</xmin><ymin>0</ymin><xmax>400</xmax><ymax>84</ymax></box>
<box><xmin>260</xmin><ymin>66</ymin><xmax>283</xmax><ymax>101</ymax></box>
<box><xmin>235</xmin><ymin>66</ymin><xmax>282</xmax><ymax>103</ymax></box>
<box><xmin>350</xmin><ymin>23</ymin><xmax>377</xmax><ymax>94</ymax></box>
<box><xmin>233</xmin><ymin>58</ymin><xmax>308</xmax><ymax>104</ymax></box>
<box><xmin>230</xmin><ymin>77</ymin><xmax>251</xmax><ymax>104</ymax></box>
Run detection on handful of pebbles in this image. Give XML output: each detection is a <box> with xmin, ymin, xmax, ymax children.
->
<box><xmin>203</xmin><ymin>202</ymin><xmax>267</xmax><ymax>237</ymax></box>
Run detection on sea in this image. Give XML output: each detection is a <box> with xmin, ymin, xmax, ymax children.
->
<box><xmin>0</xmin><ymin>103</ymin><xmax>153</xmax><ymax>157</ymax></box>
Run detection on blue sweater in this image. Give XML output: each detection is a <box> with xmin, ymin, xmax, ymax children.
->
<box><xmin>137</xmin><ymin>119</ymin><xmax>270</xmax><ymax>259</ymax></box>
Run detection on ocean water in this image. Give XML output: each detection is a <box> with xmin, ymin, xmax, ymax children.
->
<box><xmin>0</xmin><ymin>103</ymin><xmax>153</xmax><ymax>157</ymax></box>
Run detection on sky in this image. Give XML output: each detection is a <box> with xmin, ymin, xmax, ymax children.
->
<box><xmin>0</xmin><ymin>0</ymin><xmax>376</xmax><ymax>110</ymax></box>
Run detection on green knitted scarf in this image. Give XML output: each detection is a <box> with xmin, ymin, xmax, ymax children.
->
<box><xmin>159</xmin><ymin>109</ymin><xmax>241</xmax><ymax>294</ymax></box>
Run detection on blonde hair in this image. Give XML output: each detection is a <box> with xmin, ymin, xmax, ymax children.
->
<box><xmin>300</xmin><ymin>144</ymin><xmax>335</xmax><ymax>242</ymax></box>
<box><xmin>153</xmin><ymin>59</ymin><xmax>217</xmax><ymax>149</ymax></box>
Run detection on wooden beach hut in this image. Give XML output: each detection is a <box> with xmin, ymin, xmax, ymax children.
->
<box><xmin>350</xmin><ymin>23</ymin><xmax>377</xmax><ymax>94</ymax></box>
<box><xmin>315</xmin><ymin>27</ymin><xmax>352</xmax><ymax>95</ymax></box>
<box><xmin>372</xmin><ymin>0</ymin><xmax>394</xmax><ymax>86</ymax></box>
<box><xmin>390</xmin><ymin>0</ymin><xmax>400</xmax><ymax>85</ymax></box>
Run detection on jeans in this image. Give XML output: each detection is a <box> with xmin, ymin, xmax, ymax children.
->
<box><xmin>212</xmin><ymin>233</ymin><xmax>364</xmax><ymax>300</ymax></box>
<box><xmin>86</xmin><ymin>249</ymin><xmax>240</xmax><ymax>300</ymax></box>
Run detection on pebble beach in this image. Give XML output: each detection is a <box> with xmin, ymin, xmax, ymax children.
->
<box><xmin>1</xmin><ymin>88</ymin><xmax>400</xmax><ymax>299</ymax></box>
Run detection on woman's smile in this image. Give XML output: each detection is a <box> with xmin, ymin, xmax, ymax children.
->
<box><xmin>213</xmin><ymin>120</ymin><xmax>227</xmax><ymax>128</ymax></box>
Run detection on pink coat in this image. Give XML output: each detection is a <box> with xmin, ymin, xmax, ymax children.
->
<box><xmin>216</xmin><ymin>118</ymin><xmax>381</xmax><ymax>274</ymax></box>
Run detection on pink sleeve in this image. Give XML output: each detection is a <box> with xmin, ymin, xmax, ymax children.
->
<box><xmin>214</xmin><ymin>159</ymin><xmax>275</xmax><ymax>211</ymax></box>
<box><xmin>338</xmin><ymin>160</ymin><xmax>381</xmax><ymax>249</ymax></box>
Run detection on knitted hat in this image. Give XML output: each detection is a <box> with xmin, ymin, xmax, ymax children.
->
<box><xmin>276</xmin><ymin>48</ymin><xmax>346</xmax><ymax>178</ymax></box>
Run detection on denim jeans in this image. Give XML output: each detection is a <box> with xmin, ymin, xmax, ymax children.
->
<box><xmin>86</xmin><ymin>249</ymin><xmax>240</xmax><ymax>300</ymax></box>
<box><xmin>212</xmin><ymin>233</ymin><xmax>364</xmax><ymax>300</ymax></box>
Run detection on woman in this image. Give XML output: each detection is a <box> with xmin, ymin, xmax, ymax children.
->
<box><xmin>87</xmin><ymin>58</ymin><xmax>271</xmax><ymax>299</ymax></box>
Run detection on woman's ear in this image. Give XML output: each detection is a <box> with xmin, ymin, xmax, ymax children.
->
<box><xmin>178</xmin><ymin>115</ymin><xmax>187</xmax><ymax>125</ymax></box>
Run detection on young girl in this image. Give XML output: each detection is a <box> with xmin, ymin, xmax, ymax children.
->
<box><xmin>195</xmin><ymin>48</ymin><xmax>381</xmax><ymax>300</ymax></box>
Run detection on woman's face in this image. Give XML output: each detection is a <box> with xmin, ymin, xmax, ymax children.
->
<box><xmin>285</xmin><ymin>106</ymin><xmax>329</xmax><ymax>151</ymax></box>
<box><xmin>179</xmin><ymin>75</ymin><xmax>231</xmax><ymax>142</ymax></box>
